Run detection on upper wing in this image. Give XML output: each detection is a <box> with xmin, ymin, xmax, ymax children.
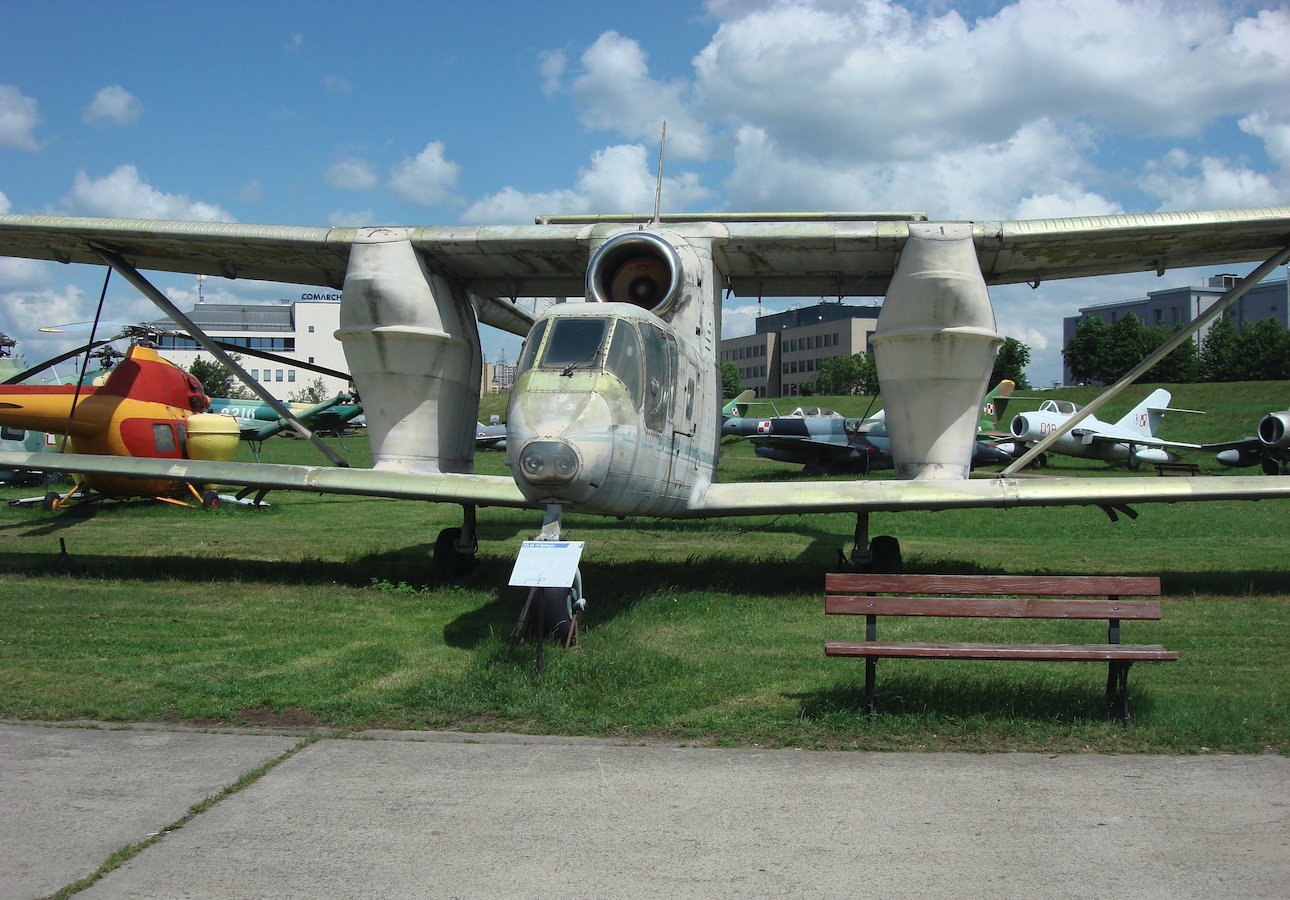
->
<box><xmin>2</xmin><ymin>206</ymin><xmax>1288</xmax><ymax>308</ymax></box>
<box><xmin>0</xmin><ymin>451</ymin><xmax>533</xmax><ymax>508</ymax></box>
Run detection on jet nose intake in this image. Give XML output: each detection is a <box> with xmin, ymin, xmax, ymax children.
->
<box><xmin>518</xmin><ymin>440</ymin><xmax>581</xmax><ymax>486</ymax></box>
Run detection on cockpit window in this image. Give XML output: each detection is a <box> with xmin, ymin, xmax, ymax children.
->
<box><xmin>640</xmin><ymin>322</ymin><xmax>671</xmax><ymax>431</ymax></box>
<box><xmin>516</xmin><ymin>318</ymin><xmax>548</xmax><ymax>378</ymax></box>
<box><xmin>604</xmin><ymin>319</ymin><xmax>643</xmax><ymax>407</ymax></box>
<box><xmin>1039</xmin><ymin>400</ymin><xmax>1081</xmax><ymax>415</ymax></box>
<box><xmin>540</xmin><ymin>318</ymin><xmax>608</xmax><ymax>372</ymax></box>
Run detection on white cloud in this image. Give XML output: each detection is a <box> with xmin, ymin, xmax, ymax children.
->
<box><xmin>82</xmin><ymin>85</ymin><xmax>143</xmax><ymax>127</ymax></box>
<box><xmin>0</xmin><ymin>257</ymin><xmax>50</xmax><ymax>291</ymax></box>
<box><xmin>63</xmin><ymin>165</ymin><xmax>235</xmax><ymax>221</ymax></box>
<box><xmin>328</xmin><ymin>209</ymin><xmax>375</xmax><ymax>226</ymax></box>
<box><xmin>237</xmin><ymin>180</ymin><xmax>263</xmax><ymax>203</ymax></box>
<box><xmin>0</xmin><ymin>189</ymin><xmax>8</xmax><ymax>213</ymax></box>
<box><xmin>388</xmin><ymin>141</ymin><xmax>460</xmax><ymax>206</ymax></box>
<box><xmin>539</xmin><ymin>51</ymin><xmax>566</xmax><ymax>96</ymax></box>
<box><xmin>1138</xmin><ymin>148</ymin><xmax>1287</xmax><ymax>211</ymax></box>
<box><xmin>0</xmin><ymin>85</ymin><xmax>41</xmax><ymax>150</ymax></box>
<box><xmin>326</xmin><ymin>157</ymin><xmax>378</xmax><ymax>190</ymax></box>
<box><xmin>570</xmin><ymin>32</ymin><xmax>717</xmax><ymax>160</ymax></box>
<box><xmin>0</xmin><ymin>284</ymin><xmax>90</xmax><ymax>353</ymax></box>
<box><xmin>1240</xmin><ymin>112</ymin><xmax>1290</xmax><ymax>171</ymax></box>
<box><xmin>325</xmin><ymin>75</ymin><xmax>353</xmax><ymax>93</ymax></box>
<box><xmin>462</xmin><ymin>143</ymin><xmax>711</xmax><ymax>224</ymax></box>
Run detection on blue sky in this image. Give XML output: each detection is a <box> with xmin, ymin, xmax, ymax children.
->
<box><xmin>3</xmin><ymin>0</ymin><xmax>1289</xmax><ymax>384</ymax></box>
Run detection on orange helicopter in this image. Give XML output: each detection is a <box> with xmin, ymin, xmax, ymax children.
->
<box><xmin>0</xmin><ymin>344</ymin><xmax>241</xmax><ymax>509</ymax></box>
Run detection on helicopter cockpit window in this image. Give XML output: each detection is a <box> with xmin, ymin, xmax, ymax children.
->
<box><xmin>515</xmin><ymin>318</ymin><xmax>548</xmax><ymax>378</ymax></box>
<box><xmin>604</xmin><ymin>319</ymin><xmax>643</xmax><ymax>407</ymax></box>
<box><xmin>541</xmin><ymin>318</ymin><xmax>609</xmax><ymax>372</ymax></box>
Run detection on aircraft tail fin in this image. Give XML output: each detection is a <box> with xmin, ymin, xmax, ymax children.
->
<box><xmin>1117</xmin><ymin>388</ymin><xmax>1173</xmax><ymax>437</ymax></box>
<box><xmin>722</xmin><ymin>389</ymin><xmax>756</xmax><ymax>419</ymax></box>
<box><xmin>980</xmin><ymin>380</ymin><xmax>1015</xmax><ymax>432</ymax></box>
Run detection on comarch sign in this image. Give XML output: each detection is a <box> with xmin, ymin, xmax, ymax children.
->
<box><xmin>301</xmin><ymin>292</ymin><xmax>342</xmax><ymax>302</ymax></box>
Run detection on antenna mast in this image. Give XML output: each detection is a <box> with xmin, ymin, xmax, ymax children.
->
<box><xmin>651</xmin><ymin>121</ymin><xmax>666</xmax><ymax>227</ymax></box>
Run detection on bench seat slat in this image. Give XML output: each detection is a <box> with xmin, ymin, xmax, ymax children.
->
<box><xmin>825</xmin><ymin>574</ymin><xmax>1160</xmax><ymax>596</ymax></box>
<box><xmin>826</xmin><ymin>596</ymin><xmax>1162</xmax><ymax>619</ymax></box>
<box><xmin>824</xmin><ymin>641</ymin><xmax>1179</xmax><ymax>661</ymax></box>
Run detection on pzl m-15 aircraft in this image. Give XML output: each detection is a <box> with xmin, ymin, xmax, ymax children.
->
<box><xmin>1</xmin><ymin>208</ymin><xmax>1289</xmax><ymax>603</ymax></box>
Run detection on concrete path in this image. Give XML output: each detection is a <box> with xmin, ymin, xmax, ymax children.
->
<box><xmin>3</xmin><ymin>722</ymin><xmax>1287</xmax><ymax>900</ymax></box>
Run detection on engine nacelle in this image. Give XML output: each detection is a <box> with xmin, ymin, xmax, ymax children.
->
<box><xmin>586</xmin><ymin>231</ymin><xmax>683</xmax><ymax>319</ymax></box>
<box><xmin>1258</xmin><ymin>412</ymin><xmax>1290</xmax><ymax>449</ymax></box>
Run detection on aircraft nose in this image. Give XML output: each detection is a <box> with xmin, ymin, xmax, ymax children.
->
<box><xmin>516</xmin><ymin>440</ymin><xmax>581</xmax><ymax>487</ymax></box>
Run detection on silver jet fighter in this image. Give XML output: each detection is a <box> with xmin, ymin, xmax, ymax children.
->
<box><xmin>1206</xmin><ymin>401</ymin><xmax>1290</xmax><ymax>474</ymax></box>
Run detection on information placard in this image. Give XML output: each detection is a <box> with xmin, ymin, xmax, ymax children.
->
<box><xmin>508</xmin><ymin>541</ymin><xmax>585</xmax><ymax>588</ymax></box>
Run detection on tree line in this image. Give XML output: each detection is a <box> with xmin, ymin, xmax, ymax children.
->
<box><xmin>1063</xmin><ymin>312</ymin><xmax>1289</xmax><ymax>384</ymax></box>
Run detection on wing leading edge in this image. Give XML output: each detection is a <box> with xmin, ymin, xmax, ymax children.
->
<box><xmin>4</xmin><ymin>450</ymin><xmax>1287</xmax><ymax>517</ymax></box>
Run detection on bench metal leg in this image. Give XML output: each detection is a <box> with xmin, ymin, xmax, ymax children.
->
<box><xmin>1106</xmin><ymin>660</ymin><xmax>1132</xmax><ymax>729</ymax></box>
<box><xmin>865</xmin><ymin>657</ymin><xmax>877</xmax><ymax>719</ymax></box>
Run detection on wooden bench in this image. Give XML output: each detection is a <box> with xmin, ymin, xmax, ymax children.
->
<box><xmin>1154</xmin><ymin>461</ymin><xmax>1201</xmax><ymax>476</ymax></box>
<box><xmin>824</xmin><ymin>574</ymin><xmax>1178</xmax><ymax>727</ymax></box>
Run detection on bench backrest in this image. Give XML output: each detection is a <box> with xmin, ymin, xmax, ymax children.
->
<box><xmin>825</xmin><ymin>574</ymin><xmax>1162</xmax><ymax>621</ymax></box>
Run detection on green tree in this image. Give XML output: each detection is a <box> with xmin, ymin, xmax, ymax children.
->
<box><xmin>288</xmin><ymin>375</ymin><xmax>330</xmax><ymax>404</ymax></box>
<box><xmin>1141</xmin><ymin>324</ymin><xmax>1199</xmax><ymax>383</ymax></box>
<box><xmin>188</xmin><ymin>354</ymin><xmax>252</xmax><ymax>400</ymax></box>
<box><xmin>1200</xmin><ymin>316</ymin><xmax>1240</xmax><ymax>382</ymax></box>
<box><xmin>1062</xmin><ymin>316</ymin><xmax>1109</xmax><ymax>384</ymax></box>
<box><xmin>856</xmin><ymin>352</ymin><xmax>880</xmax><ymax>396</ymax></box>
<box><xmin>1101</xmin><ymin>313</ymin><xmax>1152</xmax><ymax>383</ymax></box>
<box><xmin>811</xmin><ymin>353</ymin><xmax>879</xmax><ymax>396</ymax></box>
<box><xmin>990</xmin><ymin>337</ymin><xmax>1031</xmax><ymax>389</ymax></box>
<box><xmin>720</xmin><ymin>361</ymin><xmax>743</xmax><ymax>400</ymax></box>
<box><xmin>1233</xmin><ymin>317</ymin><xmax>1288</xmax><ymax>381</ymax></box>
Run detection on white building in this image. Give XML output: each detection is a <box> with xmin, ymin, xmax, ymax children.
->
<box><xmin>150</xmin><ymin>295</ymin><xmax>350</xmax><ymax>401</ymax></box>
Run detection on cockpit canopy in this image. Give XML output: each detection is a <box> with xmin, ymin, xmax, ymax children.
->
<box><xmin>515</xmin><ymin>312</ymin><xmax>678</xmax><ymax>430</ymax></box>
<box><xmin>1038</xmin><ymin>399</ymin><xmax>1082</xmax><ymax>415</ymax></box>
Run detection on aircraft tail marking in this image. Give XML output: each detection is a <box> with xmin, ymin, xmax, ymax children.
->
<box><xmin>1117</xmin><ymin>388</ymin><xmax>1172</xmax><ymax>437</ymax></box>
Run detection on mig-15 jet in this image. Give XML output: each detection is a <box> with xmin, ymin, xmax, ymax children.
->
<box><xmin>1205</xmin><ymin>401</ymin><xmax>1290</xmax><ymax>474</ymax></box>
<box><xmin>998</xmin><ymin>388</ymin><xmax>1201</xmax><ymax>470</ymax></box>
<box><xmin>2</xmin><ymin>207</ymin><xmax>1290</xmax><ymax>623</ymax></box>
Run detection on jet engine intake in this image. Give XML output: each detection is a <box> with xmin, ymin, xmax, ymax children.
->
<box><xmin>1258</xmin><ymin>412</ymin><xmax>1290</xmax><ymax>449</ymax></box>
<box><xmin>586</xmin><ymin>232</ymin><xmax>683</xmax><ymax>317</ymax></box>
<box><xmin>1010</xmin><ymin>415</ymin><xmax>1038</xmax><ymax>442</ymax></box>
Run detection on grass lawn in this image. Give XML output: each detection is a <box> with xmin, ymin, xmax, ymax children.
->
<box><xmin>1</xmin><ymin>382</ymin><xmax>1287</xmax><ymax>753</ymax></box>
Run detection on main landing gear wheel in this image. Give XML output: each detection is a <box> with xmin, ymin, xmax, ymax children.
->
<box><xmin>200</xmin><ymin>489</ymin><xmax>220</xmax><ymax>510</ymax></box>
<box><xmin>1127</xmin><ymin>454</ymin><xmax>1141</xmax><ymax>471</ymax></box>
<box><xmin>1030</xmin><ymin>453</ymin><xmax>1047</xmax><ymax>469</ymax></box>
<box><xmin>868</xmin><ymin>536</ymin><xmax>903</xmax><ymax>574</ymax></box>
<box><xmin>530</xmin><ymin>568</ymin><xmax>585</xmax><ymax>646</ymax></box>
<box><xmin>432</xmin><ymin>527</ymin><xmax>478</xmax><ymax>582</ymax></box>
<box><xmin>41</xmin><ymin>491</ymin><xmax>60</xmax><ymax>512</ymax></box>
<box><xmin>1263</xmin><ymin>455</ymin><xmax>1280</xmax><ymax>475</ymax></box>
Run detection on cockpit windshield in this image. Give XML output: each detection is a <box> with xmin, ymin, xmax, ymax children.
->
<box><xmin>540</xmin><ymin>318</ymin><xmax>609</xmax><ymax>372</ymax></box>
<box><xmin>1039</xmin><ymin>400</ymin><xmax>1082</xmax><ymax>414</ymax></box>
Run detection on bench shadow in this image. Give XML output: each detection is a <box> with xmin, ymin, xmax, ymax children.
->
<box><xmin>792</xmin><ymin>670</ymin><xmax>1160</xmax><ymax>724</ymax></box>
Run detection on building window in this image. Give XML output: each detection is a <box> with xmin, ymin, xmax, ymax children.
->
<box><xmin>833</xmin><ymin>332</ymin><xmax>839</xmax><ymax>345</ymax></box>
<box><xmin>288</xmin><ymin>370</ymin><xmax>296</xmax><ymax>382</ymax></box>
<box><xmin>250</xmin><ymin>369</ymin><xmax>258</xmax><ymax>380</ymax></box>
<box><xmin>308</xmin><ymin>356</ymin><xmax>314</xmax><ymax>363</ymax></box>
<box><xmin>783</xmin><ymin>363</ymin><xmax>789</xmax><ymax>374</ymax></box>
<box><xmin>276</xmin><ymin>370</ymin><xmax>284</xmax><ymax>382</ymax></box>
<box><xmin>308</xmin><ymin>325</ymin><xmax>315</xmax><ymax>333</ymax></box>
<box><xmin>790</xmin><ymin>361</ymin><xmax>798</xmax><ymax>373</ymax></box>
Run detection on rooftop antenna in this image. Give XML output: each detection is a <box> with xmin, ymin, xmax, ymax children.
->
<box><xmin>196</xmin><ymin>274</ymin><xmax>206</xmax><ymax>304</ymax></box>
<box><xmin>651</xmin><ymin>120</ymin><xmax>667</xmax><ymax>227</ymax></box>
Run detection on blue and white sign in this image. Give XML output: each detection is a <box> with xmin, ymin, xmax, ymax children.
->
<box><xmin>508</xmin><ymin>541</ymin><xmax>585</xmax><ymax>588</ymax></box>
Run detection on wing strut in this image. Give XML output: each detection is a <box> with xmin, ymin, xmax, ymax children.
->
<box><xmin>92</xmin><ymin>248</ymin><xmax>350</xmax><ymax>468</ymax></box>
<box><xmin>1001</xmin><ymin>241</ymin><xmax>1290</xmax><ymax>476</ymax></box>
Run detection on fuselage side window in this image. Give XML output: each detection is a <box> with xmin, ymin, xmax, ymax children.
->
<box><xmin>516</xmin><ymin>318</ymin><xmax>549</xmax><ymax>378</ymax></box>
<box><xmin>153</xmin><ymin>423</ymin><xmax>176</xmax><ymax>453</ymax></box>
<box><xmin>540</xmin><ymin>318</ymin><xmax>608</xmax><ymax>370</ymax></box>
<box><xmin>604</xmin><ymin>319</ymin><xmax>643</xmax><ymax>408</ymax></box>
<box><xmin>639</xmin><ymin>322</ymin><xmax>670</xmax><ymax>432</ymax></box>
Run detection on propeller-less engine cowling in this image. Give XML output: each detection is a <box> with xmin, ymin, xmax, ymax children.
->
<box><xmin>586</xmin><ymin>232</ymin><xmax>684</xmax><ymax>318</ymax></box>
<box><xmin>1258</xmin><ymin>412</ymin><xmax>1290</xmax><ymax>449</ymax></box>
<box><xmin>1010</xmin><ymin>415</ymin><xmax>1041</xmax><ymax>442</ymax></box>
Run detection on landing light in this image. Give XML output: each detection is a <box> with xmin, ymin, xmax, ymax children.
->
<box><xmin>518</xmin><ymin>441</ymin><xmax>580</xmax><ymax>485</ymax></box>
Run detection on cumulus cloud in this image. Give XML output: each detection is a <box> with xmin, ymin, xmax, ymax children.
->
<box><xmin>325</xmin><ymin>157</ymin><xmax>378</xmax><ymax>190</ymax></box>
<box><xmin>388</xmin><ymin>141</ymin><xmax>460</xmax><ymax>206</ymax></box>
<box><xmin>0</xmin><ymin>189</ymin><xmax>8</xmax><ymax>213</ymax></box>
<box><xmin>63</xmin><ymin>165</ymin><xmax>235</xmax><ymax>221</ymax></box>
<box><xmin>539</xmin><ymin>51</ymin><xmax>566</xmax><ymax>96</ymax></box>
<box><xmin>328</xmin><ymin>209</ymin><xmax>376</xmax><ymax>226</ymax></box>
<box><xmin>82</xmin><ymin>85</ymin><xmax>143</xmax><ymax>127</ymax></box>
<box><xmin>1138</xmin><ymin>148</ymin><xmax>1286</xmax><ymax>210</ymax></box>
<box><xmin>462</xmin><ymin>143</ymin><xmax>711</xmax><ymax>224</ymax></box>
<box><xmin>571</xmin><ymin>32</ymin><xmax>717</xmax><ymax>160</ymax></box>
<box><xmin>0</xmin><ymin>85</ymin><xmax>41</xmax><ymax>150</ymax></box>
